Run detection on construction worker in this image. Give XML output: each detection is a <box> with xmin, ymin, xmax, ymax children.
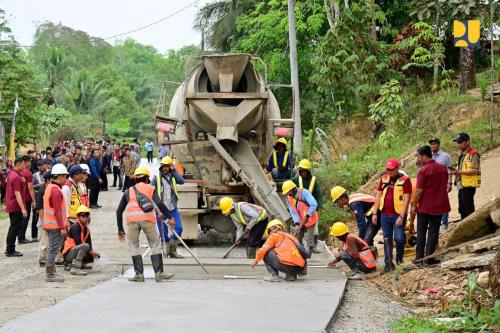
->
<box><xmin>292</xmin><ymin>159</ymin><xmax>323</xmax><ymax>252</ymax></box>
<box><xmin>330</xmin><ymin>186</ymin><xmax>380</xmax><ymax>246</ymax></box>
<box><xmin>43</xmin><ymin>164</ymin><xmax>69</xmax><ymax>283</ymax></box>
<box><xmin>219</xmin><ymin>197</ymin><xmax>268</xmax><ymax>259</ymax></box>
<box><xmin>116</xmin><ymin>166</ymin><xmax>175</xmax><ymax>282</ymax></box>
<box><xmin>452</xmin><ymin>132</ymin><xmax>480</xmax><ymax>220</ymax></box>
<box><xmin>328</xmin><ymin>222</ymin><xmax>377</xmax><ymax>280</ymax></box>
<box><xmin>281</xmin><ymin>180</ymin><xmax>318</xmax><ymax>258</ymax></box>
<box><xmin>372</xmin><ymin>158</ymin><xmax>412</xmax><ymax>274</ymax></box>
<box><xmin>252</xmin><ymin>219</ymin><xmax>307</xmax><ymax>282</ymax></box>
<box><xmin>267</xmin><ymin>138</ymin><xmax>294</xmax><ymax>180</ymax></box>
<box><xmin>151</xmin><ymin>156</ymin><xmax>185</xmax><ymax>258</ymax></box>
<box><xmin>62</xmin><ymin>205</ymin><xmax>100</xmax><ymax>276</ymax></box>
<box><xmin>62</xmin><ymin>165</ymin><xmax>85</xmax><ymax>225</ymax></box>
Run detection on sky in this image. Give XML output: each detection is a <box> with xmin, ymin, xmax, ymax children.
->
<box><xmin>0</xmin><ymin>0</ymin><xmax>209</xmax><ymax>53</ymax></box>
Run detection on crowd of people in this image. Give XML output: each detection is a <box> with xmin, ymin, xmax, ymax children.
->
<box><xmin>1</xmin><ymin>130</ymin><xmax>481</xmax><ymax>283</ymax></box>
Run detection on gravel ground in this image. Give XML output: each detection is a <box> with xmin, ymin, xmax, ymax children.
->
<box><xmin>330</xmin><ymin>281</ymin><xmax>409</xmax><ymax>333</ymax></box>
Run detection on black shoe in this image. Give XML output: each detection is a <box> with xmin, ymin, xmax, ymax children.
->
<box><xmin>111</xmin><ymin>185</ymin><xmax>116</xmax><ymax>187</ymax></box>
<box><xmin>97</xmin><ymin>204</ymin><xmax>102</xmax><ymax>208</ymax></box>
<box><xmin>5</xmin><ymin>251</ymin><xmax>23</xmax><ymax>257</ymax></box>
<box><xmin>118</xmin><ymin>187</ymin><xmax>122</xmax><ymax>190</ymax></box>
<box><xmin>18</xmin><ymin>239</ymin><xmax>33</xmax><ymax>244</ymax></box>
<box><xmin>90</xmin><ymin>205</ymin><xmax>100</xmax><ymax>209</ymax></box>
<box><xmin>380</xmin><ymin>264</ymin><xmax>394</xmax><ymax>275</ymax></box>
<box><xmin>101</xmin><ymin>189</ymin><xmax>108</xmax><ymax>192</ymax></box>
<box><xmin>39</xmin><ymin>261</ymin><xmax>46</xmax><ymax>267</ymax></box>
<box><xmin>425</xmin><ymin>258</ymin><xmax>441</xmax><ymax>266</ymax></box>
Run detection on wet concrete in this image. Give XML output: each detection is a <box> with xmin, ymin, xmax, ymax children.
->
<box><xmin>1</xmin><ymin>263</ymin><xmax>346</xmax><ymax>333</ymax></box>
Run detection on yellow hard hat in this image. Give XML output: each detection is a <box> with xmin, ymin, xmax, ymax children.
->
<box><xmin>275</xmin><ymin>138</ymin><xmax>288</xmax><ymax>146</ymax></box>
<box><xmin>298</xmin><ymin>159</ymin><xmax>312</xmax><ymax>170</ymax></box>
<box><xmin>134</xmin><ymin>166</ymin><xmax>151</xmax><ymax>178</ymax></box>
<box><xmin>160</xmin><ymin>156</ymin><xmax>173</xmax><ymax>165</ymax></box>
<box><xmin>330</xmin><ymin>222</ymin><xmax>349</xmax><ymax>237</ymax></box>
<box><xmin>330</xmin><ymin>186</ymin><xmax>347</xmax><ymax>203</ymax></box>
<box><xmin>265</xmin><ymin>219</ymin><xmax>285</xmax><ymax>236</ymax></box>
<box><xmin>76</xmin><ymin>205</ymin><xmax>91</xmax><ymax>215</ymax></box>
<box><xmin>219</xmin><ymin>197</ymin><xmax>234</xmax><ymax>216</ymax></box>
<box><xmin>281</xmin><ymin>180</ymin><xmax>296</xmax><ymax>195</ymax></box>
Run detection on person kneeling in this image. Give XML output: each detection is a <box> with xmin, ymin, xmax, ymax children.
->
<box><xmin>328</xmin><ymin>222</ymin><xmax>376</xmax><ymax>280</ymax></box>
<box><xmin>252</xmin><ymin>219</ymin><xmax>307</xmax><ymax>282</ymax></box>
<box><xmin>62</xmin><ymin>205</ymin><xmax>100</xmax><ymax>276</ymax></box>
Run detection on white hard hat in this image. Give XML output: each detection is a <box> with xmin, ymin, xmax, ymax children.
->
<box><xmin>51</xmin><ymin>163</ymin><xmax>69</xmax><ymax>175</ymax></box>
<box><xmin>79</xmin><ymin>164</ymin><xmax>91</xmax><ymax>174</ymax></box>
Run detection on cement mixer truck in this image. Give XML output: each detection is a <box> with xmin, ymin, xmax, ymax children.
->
<box><xmin>155</xmin><ymin>54</ymin><xmax>293</xmax><ymax>240</ymax></box>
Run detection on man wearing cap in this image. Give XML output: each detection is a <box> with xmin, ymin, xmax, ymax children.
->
<box><xmin>266</xmin><ymin>138</ymin><xmax>294</xmax><ymax>180</ymax></box>
<box><xmin>62</xmin><ymin>165</ymin><xmax>85</xmax><ymax>225</ymax></box>
<box><xmin>452</xmin><ymin>133</ymin><xmax>480</xmax><ymax>219</ymax></box>
<box><xmin>151</xmin><ymin>156</ymin><xmax>185</xmax><ymax>258</ymax></box>
<box><xmin>330</xmin><ymin>186</ymin><xmax>380</xmax><ymax>247</ymax></box>
<box><xmin>429</xmin><ymin>137</ymin><xmax>453</xmax><ymax>232</ymax></box>
<box><xmin>372</xmin><ymin>158</ymin><xmax>412</xmax><ymax>274</ymax></box>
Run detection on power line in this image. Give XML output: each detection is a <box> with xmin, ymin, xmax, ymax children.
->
<box><xmin>104</xmin><ymin>0</ymin><xmax>201</xmax><ymax>40</ymax></box>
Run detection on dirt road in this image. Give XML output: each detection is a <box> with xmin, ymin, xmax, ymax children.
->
<box><xmin>0</xmin><ymin>178</ymin><xmax>127</xmax><ymax>326</ymax></box>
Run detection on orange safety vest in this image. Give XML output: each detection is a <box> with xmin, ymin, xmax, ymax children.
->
<box><xmin>43</xmin><ymin>183</ymin><xmax>67</xmax><ymax>230</ymax></box>
<box><xmin>287</xmin><ymin>189</ymin><xmax>318</xmax><ymax>227</ymax></box>
<box><xmin>298</xmin><ymin>175</ymin><xmax>316</xmax><ymax>193</ymax></box>
<box><xmin>343</xmin><ymin>234</ymin><xmax>376</xmax><ymax>269</ymax></box>
<box><xmin>62</xmin><ymin>222</ymin><xmax>90</xmax><ymax>255</ymax></box>
<box><xmin>379</xmin><ymin>174</ymin><xmax>410</xmax><ymax>215</ymax></box>
<box><xmin>268</xmin><ymin>231</ymin><xmax>305</xmax><ymax>267</ymax></box>
<box><xmin>126</xmin><ymin>182</ymin><xmax>157</xmax><ymax>224</ymax></box>
<box><xmin>348</xmin><ymin>193</ymin><xmax>376</xmax><ymax>205</ymax></box>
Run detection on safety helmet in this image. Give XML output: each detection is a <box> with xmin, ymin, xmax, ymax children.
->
<box><xmin>134</xmin><ymin>166</ymin><xmax>151</xmax><ymax>178</ymax></box>
<box><xmin>330</xmin><ymin>222</ymin><xmax>349</xmax><ymax>237</ymax></box>
<box><xmin>51</xmin><ymin>163</ymin><xmax>69</xmax><ymax>176</ymax></box>
<box><xmin>275</xmin><ymin>138</ymin><xmax>288</xmax><ymax>147</ymax></box>
<box><xmin>407</xmin><ymin>235</ymin><xmax>417</xmax><ymax>247</ymax></box>
<box><xmin>265</xmin><ymin>219</ymin><xmax>285</xmax><ymax>236</ymax></box>
<box><xmin>79</xmin><ymin>164</ymin><xmax>91</xmax><ymax>175</ymax></box>
<box><xmin>330</xmin><ymin>186</ymin><xmax>347</xmax><ymax>203</ymax></box>
<box><xmin>281</xmin><ymin>180</ymin><xmax>296</xmax><ymax>195</ymax></box>
<box><xmin>298</xmin><ymin>159</ymin><xmax>312</xmax><ymax>170</ymax></box>
<box><xmin>219</xmin><ymin>197</ymin><xmax>234</xmax><ymax>216</ymax></box>
<box><xmin>76</xmin><ymin>205</ymin><xmax>91</xmax><ymax>215</ymax></box>
<box><xmin>160</xmin><ymin>156</ymin><xmax>173</xmax><ymax>165</ymax></box>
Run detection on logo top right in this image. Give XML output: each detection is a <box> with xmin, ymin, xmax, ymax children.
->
<box><xmin>454</xmin><ymin>20</ymin><xmax>480</xmax><ymax>48</ymax></box>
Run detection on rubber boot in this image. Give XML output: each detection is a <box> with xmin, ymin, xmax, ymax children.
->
<box><xmin>312</xmin><ymin>235</ymin><xmax>321</xmax><ymax>253</ymax></box>
<box><xmin>307</xmin><ymin>246</ymin><xmax>314</xmax><ymax>259</ymax></box>
<box><xmin>70</xmin><ymin>259</ymin><xmax>87</xmax><ymax>276</ymax></box>
<box><xmin>46</xmin><ymin>265</ymin><xmax>64</xmax><ymax>283</ymax></box>
<box><xmin>284</xmin><ymin>273</ymin><xmax>297</xmax><ymax>281</ymax></box>
<box><xmin>151</xmin><ymin>254</ymin><xmax>175</xmax><ymax>282</ymax></box>
<box><xmin>167</xmin><ymin>240</ymin><xmax>184</xmax><ymax>259</ymax></box>
<box><xmin>246</xmin><ymin>247</ymin><xmax>258</xmax><ymax>259</ymax></box>
<box><xmin>129</xmin><ymin>255</ymin><xmax>145</xmax><ymax>282</ymax></box>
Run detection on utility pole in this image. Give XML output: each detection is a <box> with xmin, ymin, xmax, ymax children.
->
<box><xmin>288</xmin><ymin>0</ymin><xmax>302</xmax><ymax>157</ymax></box>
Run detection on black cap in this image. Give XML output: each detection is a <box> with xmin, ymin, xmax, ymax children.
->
<box><xmin>453</xmin><ymin>132</ymin><xmax>470</xmax><ymax>142</ymax></box>
<box><xmin>37</xmin><ymin>159</ymin><xmax>49</xmax><ymax>166</ymax></box>
<box><xmin>428</xmin><ymin>137</ymin><xmax>440</xmax><ymax>144</ymax></box>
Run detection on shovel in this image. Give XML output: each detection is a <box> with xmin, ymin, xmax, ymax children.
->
<box><xmin>222</xmin><ymin>242</ymin><xmax>238</xmax><ymax>259</ymax></box>
<box><xmin>168</xmin><ymin>225</ymin><xmax>210</xmax><ymax>275</ymax></box>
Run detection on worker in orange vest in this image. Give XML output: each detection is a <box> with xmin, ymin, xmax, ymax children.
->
<box><xmin>328</xmin><ymin>222</ymin><xmax>377</xmax><ymax>280</ymax></box>
<box><xmin>62</xmin><ymin>205</ymin><xmax>100</xmax><ymax>276</ymax></box>
<box><xmin>43</xmin><ymin>164</ymin><xmax>69</xmax><ymax>283</ymax></box>
<box><xmin>281</xmin><ymin>180</ymin><xmax>318</xmax><ymax>258</ymax></box>
<box><xmin>116</xmin><ymin>166</ymin><xmax>175</xmax><ymax>282</ymax></box>
<box><xmin>330</xmin><ymin>186</ymin><xmax>380</xmax><ymax>247</ymax></box>
<box><xmin>252</xmin><ymin>219</ymin><xmax>307</xmax><ymax>282</ymax></box>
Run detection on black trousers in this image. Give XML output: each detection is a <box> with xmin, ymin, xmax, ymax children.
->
<box><xmin>31</xmin><ymin>210</ymin><xmax>39</xmax><ymax>238</ymax></box>
<box><xmin>89</xmin><ymin>177</ymin><xmax>100</xmax><ymax>206</ymax></box>
<box><xmin>112</xmin><ymin>166</ymin><xmax>123</xmax><ymax>187</ymax></box>
<box><xmin>6</xmin><ymin>211</ymin><xmax>23</xmax><ymax>253</ymax></box>
<box><xmin>147</xmin><ymin>151</ymin><xmax>153</xmax><ymax>163</ymax></box>
<box><xmin>416</xmin><ymin>213</ymin><xmax>442</xmax><ymax>260</ymax></box>
<box><xmin>100</xmin><ymin>168</ymin><xmax>108</xmax><ymax>191</ymax></box>
<box><xmin>17</xmin><ymin>203</ymin><xmax>32</xmax><ymax>241</ymax></box>
<box><xmin>247</xmin><ymin>218</ymin><xmax>268</xmax><ymax>247</ymax></box>
<box><xmin>364</xmin><ymin>213</ymin><xmax>381</xmax><ymax>246</ymax></box>
<box><xmin>123</xmin><ymin>176</ymin><xmax>134</xmax><ymax>192</ymax></box>
<box><xmin>458</xmin><ymin>187</ymin><xmax>476</xmax><ymax>219</ymax></box>
<box><xmin>264</xmin><ymin>250</ymin><xmax>305</xmax><ymax>276</ymax></box>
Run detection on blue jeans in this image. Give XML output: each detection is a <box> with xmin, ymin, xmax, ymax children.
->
<box><xmin>157</xmin><ymin>209</ymin><xmax>183</xmax><ymax>243</ymax></box>
<box><xmin>441</xmin><ymin>213</ymin><xmax>449</xmax><ymax>225</ymax></box>
<box><xmin>381</xmin><ymin>214</ymin><xmax>405</xmax><ymax>265</ymax></box>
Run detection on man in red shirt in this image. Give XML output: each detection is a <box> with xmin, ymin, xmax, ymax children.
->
<box><xmin>4</xmin><ymin>158</ymin><xmax>28</xmax><ymax>257</ymax></box>
<box><xmin>17</xmin><ymin>155</ymin><xmax>36</xmax><ymax>243</ymax></box>
<box><xmin>372</xmin><ymin>158</ymin><xmax>412</xmax><ymax>274</ymax></box>
<box><xmin>411</xmin><ymin>146</ymin><xmax>451</xmax><ymax>265</ymax></box>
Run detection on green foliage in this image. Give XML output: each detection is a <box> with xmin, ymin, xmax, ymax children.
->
<box><xmin>369</xmin><ymin>79</ymin><xmax>403</xmax><ymax>146</ymax></box>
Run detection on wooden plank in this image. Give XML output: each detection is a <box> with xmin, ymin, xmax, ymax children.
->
<box><xmin>186</xmin><ymin>92</ymin><xmax>268</xmax><ymax>99</ymax></box>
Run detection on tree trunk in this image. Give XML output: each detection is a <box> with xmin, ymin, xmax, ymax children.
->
<box><xmin>433</xmin><ymin>13</ymin><xmax>440</xmax><ymax>90</ymax></box>
<box><xmin>459</xmin><ymin>47</ymin><xmax>476</xmax><ymax>93</ymax></box>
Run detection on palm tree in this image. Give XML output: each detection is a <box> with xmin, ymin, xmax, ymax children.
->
<box><xmin>194</xmin><ymin>0</ymin><xmax>257</xmax><ymax>52</ymax></box>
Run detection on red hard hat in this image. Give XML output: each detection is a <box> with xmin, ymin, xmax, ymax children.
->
<box><xmin>385</xmin><ymin>158</ymin><xmax>400</xmax><ymax>170</ymax></box>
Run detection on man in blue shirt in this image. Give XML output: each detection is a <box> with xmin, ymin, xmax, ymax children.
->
<box><xmin>429</xmin><ymin>138</ymin><xmax>453</xmax><ymax>232</ymax></box>
<box><xmin>88</xmin><ymin>149</ymin><xmax>102</xmax><ymax>209</ymax></box>
<box><xmin>267</xmin><ymin>138</ymin><xmax>294</xmax><ymax>180</ymax></box>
